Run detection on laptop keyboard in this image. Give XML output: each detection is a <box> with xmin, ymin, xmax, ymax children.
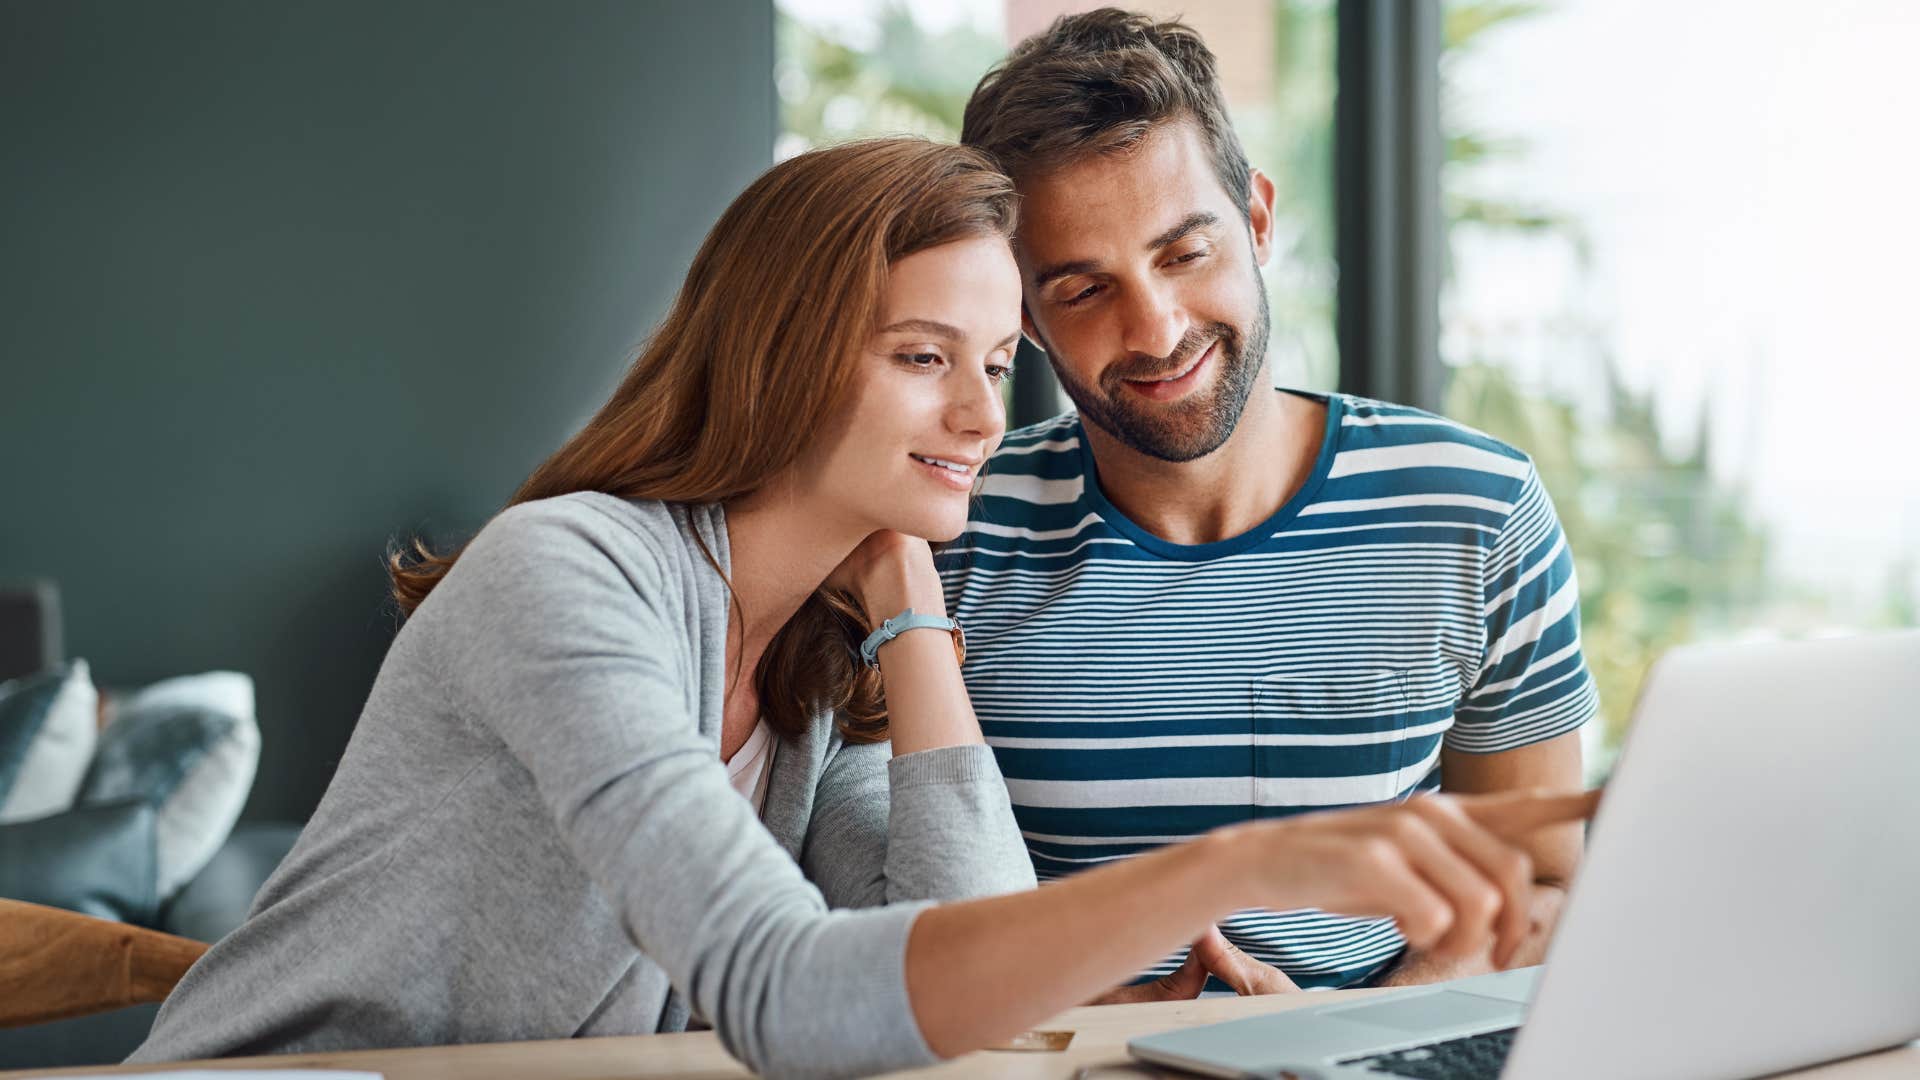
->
<box><xmin>1339</xmin><ymin>1026</ymin><xmax>1518</xmax><ymax>1079</ymax></box>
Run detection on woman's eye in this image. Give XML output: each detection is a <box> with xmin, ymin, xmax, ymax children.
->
<box><xmin>986</xmin><ymin>364</ymin><xmax>1015</xmax><ymax>384</ymax></box>
<box><xmin>895</xmin><ymin>351</ymin><xmax>942</xmax><ymax>368</ymax></box>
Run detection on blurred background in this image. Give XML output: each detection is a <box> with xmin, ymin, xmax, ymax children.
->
<box><xmin>1</xmin><ymin>0</ymin><xmax>1914</xmax><ymax>1066</ymax></box>
<box><xmin>778</xmin><ymin>0</ymin><xmax>1920</xmax><ymax>775</ymax></box>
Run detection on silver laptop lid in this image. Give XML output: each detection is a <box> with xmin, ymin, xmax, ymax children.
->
<box><xmin>1506</xmin><ymin>631</ymin><xmax>1920</xmax><ymax>1080</ymax></box>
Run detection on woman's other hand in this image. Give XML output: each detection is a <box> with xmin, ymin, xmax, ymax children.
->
<box><xmin>826</xmin><ymin>530</ymin><xmax>946</xmax><ymax>626</ymax></box>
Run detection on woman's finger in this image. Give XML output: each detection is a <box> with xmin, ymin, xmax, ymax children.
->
<box><xmin>1408</xmin><ymin>796</ymin><xmax>1534</xmax><ymax>967</ymax></box>
<box><xmin>1460</xmin><ymin>788</ymin><xmax>1602</xmax><ymax>839</ymax></box>
<box><xmin>1382</xmin><ymin>811</ymin><xmax>1505</xmax><ymax>960</ymax></box>
<box><xmin>1345</xmin><ymin>832</ymin><xmax>1459</xmax><ymax>953</ymax></box>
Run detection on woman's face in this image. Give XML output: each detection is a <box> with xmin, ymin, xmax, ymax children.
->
<box><xmin>804</xmin><ymin>234</ymin><xmax>1023</xmax><ymax>543</ymax></box>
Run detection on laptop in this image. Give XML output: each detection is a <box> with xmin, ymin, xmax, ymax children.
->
<box><xmin>1129</xmin><ymin>630</ymin><xmax>1920</xmax><ymax>1080</ymax></box>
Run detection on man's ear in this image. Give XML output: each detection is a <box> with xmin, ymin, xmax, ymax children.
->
<box><xmin>1247</xmin><ymin>167</ymin><xmax>1279</xmax><ymax>267</ymax></box>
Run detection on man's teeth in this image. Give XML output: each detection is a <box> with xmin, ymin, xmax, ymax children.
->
<box><xmin>912</xmin><ymin>454</ymin><xmax>970</xmax><ymax>473</ymax></box>
<box><xmin>1142</xmin><ymin>342</ymin><xmax>1212</xmax><ymax>382</ymax></box>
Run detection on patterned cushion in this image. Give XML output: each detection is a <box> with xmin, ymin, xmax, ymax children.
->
<box><xmin>0</xmin><ymin>661</ymin><xmax>98</xmax><ymax>824</ymax></box>
<box><xmin>80</xmin><ymin>672</ymin><xmax>259</xmax><ymax>900</ymax></box>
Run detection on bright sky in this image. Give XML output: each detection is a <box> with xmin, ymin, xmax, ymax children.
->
<box><xmin>1446</xmin><ymin>0</ymin><xmax>1920</xmax><ymax>608</ymax></box>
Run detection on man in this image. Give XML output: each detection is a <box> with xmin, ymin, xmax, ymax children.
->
<box><xmin>943</xmin><ymin>8</ymin><xmax>1596</xmax><ymax>999</ymax></box>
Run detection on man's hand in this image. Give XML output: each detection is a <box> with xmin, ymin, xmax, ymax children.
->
<box><xmin>1189</xmin><ymin>925</ymin><xmax>1300</xmax><ymax>994</ymax></box>
<box><xmin>1085</xmin><ymin>926</ymin><xmax>1301</xmax><ymax>1004</ymax></box>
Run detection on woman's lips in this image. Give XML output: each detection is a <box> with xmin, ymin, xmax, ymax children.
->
<box><xmin>910</xmin><ymin>453</ymin><xmax>976</xmax><ymax>491</ymax></box>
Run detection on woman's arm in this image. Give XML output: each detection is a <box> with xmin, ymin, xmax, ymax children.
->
<box><xmin>828</xmin><ymin>530</ymin><xmax>981</xmax><ymax>755</ymax></box>
<box><xmin>803</xmin><ymin>532</ymin><xmax>1035</xmax><ymax>906</ymax></box>
<box><xmin>904</xmin><ymin>788</ymin><xmax>1599</xmax><ymax>1057</ymax></box>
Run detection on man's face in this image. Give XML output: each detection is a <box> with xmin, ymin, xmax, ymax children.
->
<box><xmin>1015</xmin><ymin>120</ymin><xmax>1274</xmax><ymax>463</ymax></box>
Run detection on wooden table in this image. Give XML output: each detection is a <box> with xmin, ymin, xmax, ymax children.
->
<box><xmin>10</xmin><ymin>990</ymin><xmax>1918</xmax><ymax>1078</ymax></box>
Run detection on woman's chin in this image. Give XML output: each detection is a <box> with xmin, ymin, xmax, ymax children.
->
<box><xmin>889</xmin><ymin>508</ymin><xmax>969</xmax><ymax>545</ymax></box>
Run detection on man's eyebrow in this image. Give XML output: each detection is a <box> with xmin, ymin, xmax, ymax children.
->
<box><xmin>1147</xmin><ymin>211</ymin><xmax>1219</xmax><ymax>252</ymax></box>
<box><xmin>1030</xmin><ymin>260</ymin><xmax>1099</xmax><ymax>291</ymax></box>
<box><xmin>1029</xmin><ymin>212</ymin><xmax>1221</xmax><ymax>291</ymax></box>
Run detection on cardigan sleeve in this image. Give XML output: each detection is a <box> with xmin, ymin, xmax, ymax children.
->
<box><xmin>422</xmin><ymin>499</ymin><xmax>939</xmax><ymax>1079</ymax></box>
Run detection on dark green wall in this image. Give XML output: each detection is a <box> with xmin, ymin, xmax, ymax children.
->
<box><xmin>0</xmin><ymin>1</ymin><xmax>775</xmax><ymax>821</ymax></box>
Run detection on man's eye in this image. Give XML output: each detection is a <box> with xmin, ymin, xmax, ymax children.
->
<box><xmin>1171</xmin><ymin>248</ymin><xmax>1209</xmax><ymax>265</ymax></box>
<box><xmin>1061</xmin><ymin>283</ymin><xmax>1101</xmax><ymax>307</ymax></box>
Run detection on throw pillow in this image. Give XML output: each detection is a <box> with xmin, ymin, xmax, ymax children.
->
<box><xmin>0</xmin><ymin>798</ymin><xmax>159</xmax><ymax>924</ymax></box>
<box><xmin>79</xmin><ymin>672</ymin><xmax>259</xmax><ymax>901</ymax></box>
<box><xmin>0</xmin><ymin>660</ymin><xmax>98</xmax><ymax>824</ymax></box>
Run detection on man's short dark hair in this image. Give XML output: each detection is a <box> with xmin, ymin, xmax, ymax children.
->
<box><xmin>961</xmin><ymin>7</ymin><xmax>1253</xmax><ymax>219</ymax></box>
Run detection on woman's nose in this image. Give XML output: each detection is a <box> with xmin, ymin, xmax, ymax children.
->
<box><xmin>947</xmin><ymin>366</ymin><xmax>1005</xmax><ymax>441</ymax></box>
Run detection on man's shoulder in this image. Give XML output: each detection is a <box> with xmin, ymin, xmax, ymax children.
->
<box><xmin>1326</xmin><ymin>393</ymin><xmax>1539</xmax><ymax>500</ymax></box>
<box><xmin>972</xmin><ymin>411</ymin><xmax>1090</xmax><ymax>510</ymax></box>
<box><xmin>1332</xmin><ymin>394</ymin><xmax>1531</xmax><ymax>463</ymax></box>
<box><xmin>987</xmin><ymin>411</ymin><xmax>1084</xmax><ymax>467</ymax></box>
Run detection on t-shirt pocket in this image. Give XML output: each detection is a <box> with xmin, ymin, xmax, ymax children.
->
<box><xmin>1250</xmin><ymin>670</ymin><xmax>1414</xmax><ymax>810</ymax></box>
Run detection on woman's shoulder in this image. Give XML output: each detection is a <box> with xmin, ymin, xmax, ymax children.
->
<box><xmin>455</xmin><ymin>494</ymin><xmax>724</xmax><ymax>599</ymax></box>
<box><xmin>491</xmin><ymin>492</ymin><xmax>703</xmax><ymax>543</ymax></box>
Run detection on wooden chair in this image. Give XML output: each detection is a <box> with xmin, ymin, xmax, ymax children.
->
<box><xmin>0</xmin><ymin>897</ymin><xmax>208</xmax><ymax>1027</ymax></box>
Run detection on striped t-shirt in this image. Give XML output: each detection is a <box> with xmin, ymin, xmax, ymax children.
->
<box><xmin>937</xmin><ymin>391</ymin><xmax>1597</xmax><ymax>989</ymax></box>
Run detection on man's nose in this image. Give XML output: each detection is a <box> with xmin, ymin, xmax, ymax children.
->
<box><xmin>1118</xmin><ymin>282</ymin><xmax>1189</xmax><ymax>362</ymax></box>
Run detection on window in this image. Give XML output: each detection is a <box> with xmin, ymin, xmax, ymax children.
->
<box><xmin>1440</xmin><ymin>0</ymin><xmax>1920</xmax><ymax>770</ymax></box>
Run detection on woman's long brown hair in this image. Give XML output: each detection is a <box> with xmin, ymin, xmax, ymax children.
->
<box><xmin>389</xmin><ymin>139</ymin><xmax>1017</xmax><ymax>744</ymax></box>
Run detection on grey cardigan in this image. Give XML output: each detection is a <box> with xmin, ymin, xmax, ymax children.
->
<box><xmin>129</xmin><ymin>495</ymin><xmax>1036</xmax><ymax>1079</ymax></box>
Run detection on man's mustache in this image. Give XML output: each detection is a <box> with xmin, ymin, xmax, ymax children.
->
<box><xmin>1101</xmin><ymin>325</ymin><xmax>1236</xmax><ymax>386</ymax></box>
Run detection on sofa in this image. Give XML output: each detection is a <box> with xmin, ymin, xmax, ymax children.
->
<box><xmin>0</xmin><ymin>581</ymin><xmax>303</xmax><ymax>1069</ymax></box>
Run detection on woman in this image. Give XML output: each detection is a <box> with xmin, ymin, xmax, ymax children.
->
<box><xmin>131</xmin><ymin>139</ymin><xmax>1593</xmax><ymax>1079</ymax></box>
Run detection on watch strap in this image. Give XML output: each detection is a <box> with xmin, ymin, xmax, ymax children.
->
<box><xmin>859</xmin><ymin>608</ymin><xmax>965</xmax><ymax>670</ymax></box>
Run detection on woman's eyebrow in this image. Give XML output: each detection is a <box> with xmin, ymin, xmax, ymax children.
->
<box><xmin>878</xmin><ymin>318</ymin><xmax>963</xmax><ymax>338</ymax></box>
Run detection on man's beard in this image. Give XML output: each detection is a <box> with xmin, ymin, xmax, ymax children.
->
<box><xmin>1042</xmin><ymin>280</ymin><xmax>1270</xmax><ymax>464</ymax></box>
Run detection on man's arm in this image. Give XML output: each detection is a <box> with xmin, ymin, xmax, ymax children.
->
<box><xmin>1374</xmin><ymin>732</ymin><xmax>1584</xmax><ymax>986</ymax></box>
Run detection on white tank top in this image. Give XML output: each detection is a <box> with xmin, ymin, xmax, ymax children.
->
<box><xmin>723</xmin><ymin>718</ymin><xmax>776</xmax><ymax>816</ymax></box>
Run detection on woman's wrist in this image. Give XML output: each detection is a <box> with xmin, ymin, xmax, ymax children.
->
<box><xmin>861</xmin><ymin>588</ymin><xmax>949</xmax><ymax>630</ymax></box>
<box><xmin>1197</xmin><ymin>820</ymin><xmax>1296</xmax><ymax>913</ymax></box>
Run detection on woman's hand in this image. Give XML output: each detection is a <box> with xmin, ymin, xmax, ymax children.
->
<box><xmin>825</xmin><ymin>530</ymin><xmax>946</xmax><ymax>628</ymax></box>
<box><xmin>1239</xmin><ymin>789</ymin><xmax>1600</xmax><ymax>970</ymax></box>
